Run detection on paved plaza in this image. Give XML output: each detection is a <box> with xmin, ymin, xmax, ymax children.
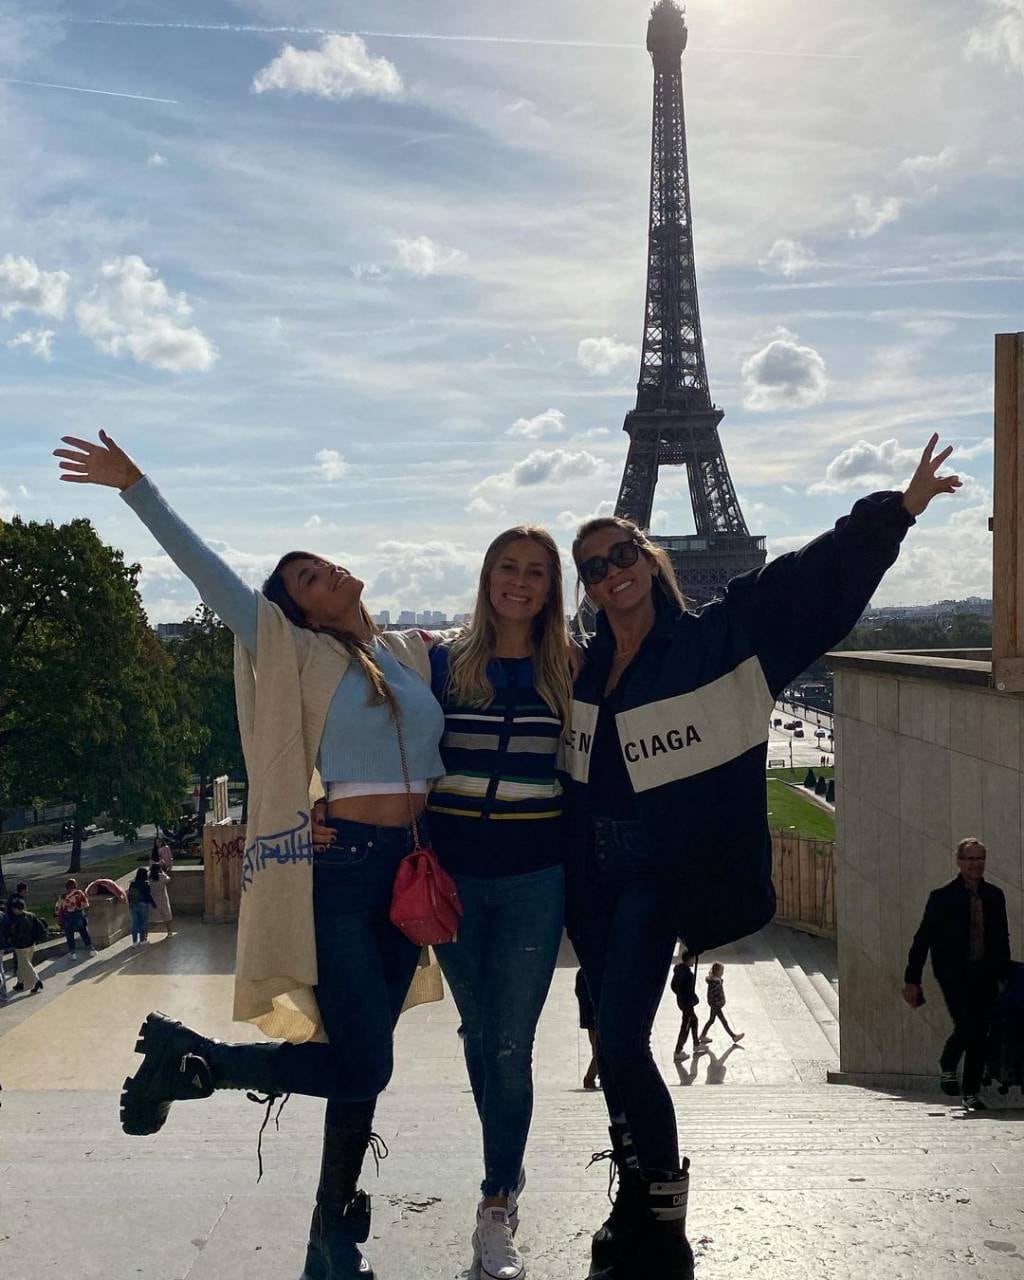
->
<box><xmin>2</xmin><ymin>920</ymin><xmax>1022</xmax><ymax>1279</ymax></box>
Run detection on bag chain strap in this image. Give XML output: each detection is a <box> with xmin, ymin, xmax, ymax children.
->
<box><xmin>393</xmin><ymin>715</ymin><xmax>423</xmax><ymax>851</ymax></box>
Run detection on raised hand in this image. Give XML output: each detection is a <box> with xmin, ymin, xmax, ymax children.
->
<box><xmin>901</xmin><ymin>434</ymin><xmax>962</xmax><ymax>517</ymax></box>
<box><xmin>53</xmin><ymin>429</ymin><xmax>144</xmax><ymax>491</ymax></box>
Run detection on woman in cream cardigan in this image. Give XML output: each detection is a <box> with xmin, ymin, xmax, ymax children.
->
<box><xmin>55</xmin><ymin>430</ymin><xmax>447</xmax><ymax>1280</ymax></box>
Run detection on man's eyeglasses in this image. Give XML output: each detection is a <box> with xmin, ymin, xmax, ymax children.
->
<box><xmin>578</xmin><ymin>539</ymin><xmax>641</xmax><ymax>587</ymax></box>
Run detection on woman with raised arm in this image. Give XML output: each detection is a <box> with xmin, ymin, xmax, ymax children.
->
<box><xmin>55</xmin><ymin>430</ymin><xmax>447</xmax><ymax>1280</ymax></box>
<box><xmin>426</xmin><ymin>527</ymin><xmax>572</xmax><ymax>1280</ymax></box>
<box><xmin>562</xmin><ymin>437</ymin><xmax>961</xmax><ymax>1280</ymax></box>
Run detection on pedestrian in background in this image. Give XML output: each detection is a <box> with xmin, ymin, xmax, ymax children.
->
<box><xmin>671</xmin><ymin>953</ymin><xmax>700</xmax><ymax>1061</ymax></box>
<box><xmin>903</xmin><ymin>837</ymin><xmax>1011</xmax><ymax>1111</ymax></box>
<box><xmin>56</xmin><ymin>878</ymin><xmax>96</xmax><ymax>957</ymax></box>
<box><xmin>9</xmin><ymin>898</ymin><xmax>46</xmax><ymax>993</ymax></box>
<box><xmin>697</xmin><ymin>963</ymin><xmax>744</xmax><ymax>1045</ymax></box>
<box><xmin>127</xmin><ymin>868</ymin><xmax>156</xmax><ymax>945</ymax></box>
<box><xmin>148</xmin><ymin>863</ymin><xmax>174</xmax><ymax>935</ymax></box>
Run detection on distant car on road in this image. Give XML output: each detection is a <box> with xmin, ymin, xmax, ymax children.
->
<box><xmin>793</xmin><ymin>728</ymin><xmax>805</xmax><ymax>738</ymax></box>
<box><xmin>783</xmin><ymin>720</ymin><xmax>801</xmax><ymax>730</ymax></box>
<box><xmin>815</xmin><ymin>729</ymin><xmax>828</xmax><ymax>739</ymax></box>
<box><xmin>772</xmin><ymin>718</ymin><xmax>783</xmax><ymax>727</ymax></box>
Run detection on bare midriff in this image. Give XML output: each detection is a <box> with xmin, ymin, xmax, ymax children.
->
<box><xmin>326</xmin><ymin>794</ymin><xmax>428</xmax><ymax>828</ymax></box>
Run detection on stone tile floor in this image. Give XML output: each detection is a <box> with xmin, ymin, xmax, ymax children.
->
<box><xmin>2</xmin><ymin>920</ymin><xmax>1021</xmax><ymax>1278</ymax></box>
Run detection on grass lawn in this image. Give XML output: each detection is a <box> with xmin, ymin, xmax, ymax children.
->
<box><xmin>766</xmin><ymin>766</ymin><xmax>835</xmax><ymax>785</ymax></box>
<box><xmin>766</xmin><ymin>780</ymin><xmax>836</xmax><ymax>842</ymax></box>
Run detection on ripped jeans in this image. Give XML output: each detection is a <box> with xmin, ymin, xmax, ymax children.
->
<box><xmin>436</xmin><ymin>864</ymin><xmax>565</xmax><ymax>1196</ymax></box>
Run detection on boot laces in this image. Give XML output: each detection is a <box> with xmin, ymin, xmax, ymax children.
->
<box><xmin>366</xmin><ymin>1131</ymin><xmax>389</xmax><ymax>1176</ymax></box>
<box><xmin>246</xmin><ymin>1090</ymin><xmax>291</xmax><ymax>1183</ymax></box>
<box><xmin>586</xmin><ymin>1148</ymin><xmax>620</xmax><ymax>1203</ymax></box>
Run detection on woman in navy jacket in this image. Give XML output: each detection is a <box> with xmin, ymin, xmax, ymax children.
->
<box><xmin>563</xmin><ymin>436</ymin><xmax>960</xmax><ymax>1280</ymax></box>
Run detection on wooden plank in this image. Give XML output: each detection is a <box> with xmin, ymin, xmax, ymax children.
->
<box><xmin>992</xmin><ymin>333</ymin><xmax>1024</xmax><ymax>687</ymax></box>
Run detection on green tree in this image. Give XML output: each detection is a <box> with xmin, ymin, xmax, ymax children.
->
<box><xmin>170</xmin><ymin>604</ymin><xmax>244</xmax><ymax>827</ymax></box>
<box><xmin>0</xmin><ymin>516</ymin><xmax>198</xmax><ymax>871</ymax></box>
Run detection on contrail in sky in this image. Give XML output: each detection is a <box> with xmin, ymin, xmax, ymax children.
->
<box><xmin>67</xmin><ymin>18</ymin><xmax>864</xmax><ymax>60</ymax></box>
<box><xmin>0</xmin><ymin>75</ymin><xmax>178</xmax><ymax>104</ymax></box>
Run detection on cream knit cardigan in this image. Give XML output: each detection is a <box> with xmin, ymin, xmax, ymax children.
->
<box><xmin>232</xmin><ymin>595</ymin><xmax>442</xmax><ymax>1044</ymax></box>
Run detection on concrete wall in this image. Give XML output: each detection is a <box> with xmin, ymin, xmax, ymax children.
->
<box><xmin>831</xmin><ymin>651</ymin><xmax>1024</xmax><ymax>1088</ymax></box>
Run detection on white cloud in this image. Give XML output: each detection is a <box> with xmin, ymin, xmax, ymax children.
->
<box><xmin>394</xmin><ymin>236</ymin><xmax>465</xmax><ymax>278</ymax></box>
<box><xmin>315</xmin><ymin>449</ymin><xmax>348</xmax><ymax>481</ymax></box>
<box><xmin>466</xmin><ymin>496</ymin><xmax>497</xmax><ymax>516</ymax></box>
<box><xmin>741</xmin><ymin>330</ymin><xmax>828</xmax><ymax>411</ymax></box>
<box><xmin>0</xmin><ymin>485</ymin><xmax>14</xmax><ymax>520</ymax></box>
<box><xmin>808</xmin><ymin>439</ymin><xmax>920</xmax><ymax>495</ymax></box>
<box><xmin>6</xmin><ymin>327</ymin><xmax>54</xmax><ymax>360</ymax></box>
<box><xmin>367</xmin><ymin>539</ymin><xmax>479</xmax><ymax>610</ymax></box>
<box><xmin>508</xmin><ymin>408</ymin><xmax>565</xmax><ymax>439</ymax></box>
<box><xmin>849</xmin><ymin>195</ymin><xmax>907</xmax><ymax>239</ymax></box>
<box><xmin>579</xmin><ymin>427</ymin><xmax>612</xmax><ymax>440</ymax></box>
<box><xmin>147</xmin><ymin>152</ymin><xmax>168</xmax><ymax>168</ymax></box>
<box><xmin>0</xmin><ymin>254</ymin><xmax>69</xmax><ymax>320</ymax></box>
<box><xmin>252</xmin><ymin>34</ymin><xmax>403</xmax><ymax>101</ymax></box>
<box><xmin>577</xmin><ymin>335</ymin><xmax>639</xmax><ymax>376</ymax></box>
<box><xmin>352</xmin><ymin>263</ymin><xmax>390</xmax><ymax>282</ymax></box>
<box><xmin>759</xmin><ymin>238</ymin><xmax>817</xmax><ymax>277</ymax></box>
<box><xmin>967</xmin><ymin>0</ymin><xmax>1024</xmax><ymax>77</ymax></box>
<box><xmin>304</xmin><ymin>514</ymin><xmax>323</xmax><ymax>529</ymax></box>
<box><xmin>555</xmin><ymin>500</ymin><xmax>615</xmax><ymax>531</ymax></box>
<box><xmin>477</xmin><ymin>447</ymin><xmax>604</xmax><ymax>496</ymax></box>
<box><xmin>75</xmin><ymin>256</ymin><xmax>218</xmax><ymax>373</ymax></box>
<box><xmin>956</xmin><ymin>437</ymin><xmax>994</xmax><ymax>461</ymax></box>
<box><xmin>899</xmin><ymin>147</ymin><xmax>958</xmax><ymax>178</ymax></box>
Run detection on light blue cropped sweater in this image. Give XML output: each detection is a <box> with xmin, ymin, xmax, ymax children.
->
<box><xmin>121</xmin><ymin>477</ymin><xmax>445</xmax><ymax>784</ymax></box>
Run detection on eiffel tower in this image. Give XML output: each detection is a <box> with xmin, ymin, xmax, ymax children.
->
<box><xmin>615</xmin><ymin>0</ymin><xmax>765</xmax><ymax>604</ymax></box>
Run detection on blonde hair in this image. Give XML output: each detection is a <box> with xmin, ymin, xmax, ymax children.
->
<box><xmin>448</xmin><ymin>526</ymin><xmax>572</xmax><ymax>729</ymax></box>
<box><xmin>571</xmin><ymin>515</ymin><xmax>688</xmax><ymax>626</ymax></box>
<box><xmin>710</xmin><ymin>962</ymin><xmax>725</xmax><ymax>977</ymax></box>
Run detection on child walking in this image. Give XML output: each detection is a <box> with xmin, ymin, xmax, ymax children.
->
<box><xmin>698</xmin><ymin>963</ymin><xmax>744</xmax><ymax>1045</ymax></box>
<box><xmin>671</xmin><ymin>953</ymin><xmax>700</xmax><ymax>1061</ymax></box>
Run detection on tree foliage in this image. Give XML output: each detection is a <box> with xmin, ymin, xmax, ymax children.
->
<box><xmin>0</xmin><ymin>516</ymin><xmax>198</xmax><ymax>870</ymax></box>
<box><xmin>170</xmin><ymin>604</ymin><xmax>244</xmax><ymax>824</ymax></box>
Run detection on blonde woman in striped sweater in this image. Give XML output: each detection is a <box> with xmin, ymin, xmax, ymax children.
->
<box><xmin>427</xmin><ymin>527</ymin><xmax>572</xmax><ymax>1280</ymax></box>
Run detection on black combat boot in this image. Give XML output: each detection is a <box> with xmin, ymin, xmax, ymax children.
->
<box><xmin>300</xmin><ymin>1100</ymin><xmax>383</xmax><ymax>1280</ymax></box>
<box><xmin>589</xmin><ymin>1160</ymin><xmax>694</xmax><ymax>1280</ymax></box>
<box><xmin>120</xmin><ymin>1011</ymin><xmax>282</xmax><ymax>1136</ymax></box>
<box><xmin>587</xmin><ymin>1121</ymin><xmax>645</xmax><ymax>1276</ymax></box>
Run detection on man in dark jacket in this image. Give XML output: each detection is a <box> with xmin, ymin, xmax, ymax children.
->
<box><xmin>903</xmin><ymin>838</ymin><xmax>1012</xmax><ymax>1109</ymax></box>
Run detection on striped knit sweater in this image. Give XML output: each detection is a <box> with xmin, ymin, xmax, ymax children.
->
<box><xmin>427</xmin><ymin>646</ymin><xmax>564</xmax><ymax>878</ymax></box>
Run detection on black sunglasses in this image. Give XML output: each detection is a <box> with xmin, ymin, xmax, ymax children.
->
<box><xmin>579</xmin><ymin>538</ymin><xmax>641</xmax><ymax>586</ymax></box>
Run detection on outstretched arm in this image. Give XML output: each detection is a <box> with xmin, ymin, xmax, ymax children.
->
<box><xmin>54</xmin><ymin>431</ymin><xmax>260</xmax><ymax>652</ymax></box>
<box><xmin>724</xmin><ymin>435</ymin><xmax>961</xmax><ymax>695</ymax></box>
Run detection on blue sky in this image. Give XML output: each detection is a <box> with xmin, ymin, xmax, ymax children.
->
<box><xmin>2</xmin><ymin>0</ymin><xmax>1022</xmax><ymax>621</ymax></box>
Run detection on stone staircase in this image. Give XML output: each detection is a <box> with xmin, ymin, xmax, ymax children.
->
<box><xmin>3</xmin><ymin>920</ymin><xmax>1023</xmax><ymax>1279</ymax></box>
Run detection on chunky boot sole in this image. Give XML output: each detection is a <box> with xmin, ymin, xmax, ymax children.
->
<box><xmin>120</xmin><ymin>1012</ymin><xmax>214</xmax><ymax>1136</ymax></box>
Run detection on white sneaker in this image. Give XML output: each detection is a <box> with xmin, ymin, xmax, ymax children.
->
<box><xmin>473</xmin><ymin>1206</ymin><xmax>525</xmax><ymax>1280</ymax></box>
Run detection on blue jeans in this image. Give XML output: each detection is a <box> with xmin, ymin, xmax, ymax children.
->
<box><xmin>64</xmin><ymin>910</ymin><xmax>92</xmax><ymax>952</ymax></box>
<box><xmin>570</xmin><ymin>819</ymin><xmax>680</xmax><ymax>1174</ymax></box>
<box><xmin>436</xmin><ymin>863</ymin><xmax>565</xmax><ymax>1195</ymax></box>
<box><xmin>266</xmin><ymin>817</ymin><xmax>423</xmax><ymax>1100</ymax></box>
<box><xmin>130</xmin><ymin>903</ymin><xmax>151</xmax><ymax>942</ymax></box>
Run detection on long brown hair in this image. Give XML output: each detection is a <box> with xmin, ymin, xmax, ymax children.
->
<box><xmin>447</xmin><ymin>526</ymin><xmax>572</xmax><ymax>729</ymax></box>
<box><xmin>571</xmin><ymin>515</ymin><xmax>688</xmax><ymax>624</ymax></box>
<box><xmin>262</xmin><ymin>552</ymin><xmax>398</xmax><ymax>717</ymax></box>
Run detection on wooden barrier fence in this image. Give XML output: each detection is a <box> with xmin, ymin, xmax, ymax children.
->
<box><xmin>202</xmin><ymin>821</ymin><xmax>247</xmax><ymax>921</ymax></box>
<box><xmin>771</xmin><ymin>830</ymin><xmax>836</xmax><ymax>939</ymax></box>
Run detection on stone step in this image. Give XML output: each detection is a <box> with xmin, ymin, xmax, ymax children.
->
<box><xmin>763</xmin><ymin>928</ymin><xmax>841</xmax><ymax>1053</ymax></box>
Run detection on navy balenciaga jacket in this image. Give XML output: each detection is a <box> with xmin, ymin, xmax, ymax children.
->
<box><xmin>560</xmin><ymin>491</ymin><xmax>914</xmax><ymax>955</ymax></box>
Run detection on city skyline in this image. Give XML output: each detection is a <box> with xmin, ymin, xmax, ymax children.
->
<box><xmin>2</xmin><ymin>1</ymin><xmax>1021</xmax><ymax>623</ymax></box>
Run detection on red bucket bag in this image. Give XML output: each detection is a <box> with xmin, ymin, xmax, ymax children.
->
<box><xmin>388</xmin><ymin>716</ymin><xmax>463</xmax><ymax>946</ymax></box>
